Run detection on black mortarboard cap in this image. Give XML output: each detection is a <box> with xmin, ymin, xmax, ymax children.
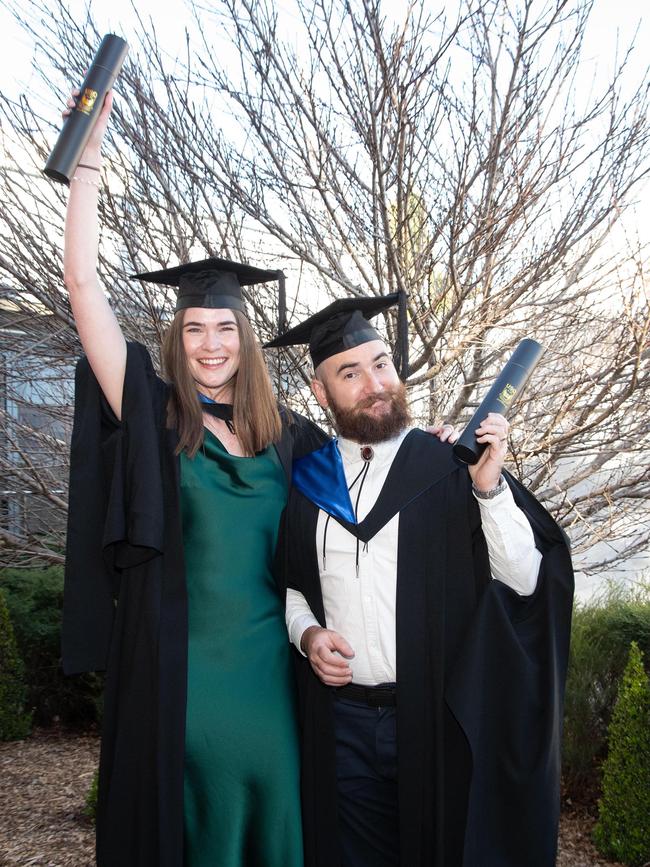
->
<box><xmin>264</xmin><ymin>293</ymin><xmax>407</xmax><ymax>374</ymax></box>
<box><xmin>131</xmin><ymin>257</ymin><xmax>284</xmax><ymax>314</ymax></box>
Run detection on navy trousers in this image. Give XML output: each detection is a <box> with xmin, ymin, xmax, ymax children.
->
<box><xmin>333</xmin><ymin>696</ymin><xmax>399</xmax><ymax>867</ymax></box>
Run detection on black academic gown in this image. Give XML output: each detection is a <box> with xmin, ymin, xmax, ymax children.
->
<box><xmin>61</xmin><ymin>342</ymin><xmax>325</xmax><ymax>867</ymax></box>
<box><xmin>280</xmin><ymin>429</ymin><xmax>574</xmax><ymax>867</ymax></box>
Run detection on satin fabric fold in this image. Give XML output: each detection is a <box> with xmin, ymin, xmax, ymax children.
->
<box><xmin>292</xmin><ymin>439</ymin><xmax>356</xmax><ymax>524</ymax></box>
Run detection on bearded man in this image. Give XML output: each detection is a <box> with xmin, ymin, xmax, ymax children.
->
<box><xmin>267</xmin><ymin>295</ymin><xmax>573</xmax><ymax>867</ymax></box>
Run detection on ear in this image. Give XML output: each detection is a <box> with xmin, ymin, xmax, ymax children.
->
<box><xmin>311</xmin><ymin>376</ymin><xmax>329</xmax><ymax>409</ymax></box>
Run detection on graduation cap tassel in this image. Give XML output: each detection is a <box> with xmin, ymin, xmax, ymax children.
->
<box><xmin>277</xmin><ymin>271</ymin><xmax>287</xmax><ymax>335</ymax></box>
<box><xmin>394</xmin><ymin>289</ymin><xmax>409</xmax><ymax>381</ymax></box>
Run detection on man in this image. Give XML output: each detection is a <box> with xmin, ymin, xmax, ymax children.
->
<box><xmin>267</xmin><ymin>295</ymin><xmax>574</xmax><ymax>867</ymax></box>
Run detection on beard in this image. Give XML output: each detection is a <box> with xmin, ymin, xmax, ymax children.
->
<box><xmin>326</xmin><ymin>382</ymin><xmax>411</xmax><ymax>444</ymax></box>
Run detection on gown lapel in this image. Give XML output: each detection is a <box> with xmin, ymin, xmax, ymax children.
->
<box><xmin>293</xmin><ymin>429</ymin><xmax>460</xmax><ymax>544</ymax></box>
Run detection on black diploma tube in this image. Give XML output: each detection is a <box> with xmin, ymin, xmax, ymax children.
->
<box><xmin>453</xmin><ymin>338</ymin><xmax>544</xmax><ymax>465</ymax></box>
<box><xmin>43</xmin><ymin>34</ymin><xmax>129</xmax><ymax>184</ymax></box>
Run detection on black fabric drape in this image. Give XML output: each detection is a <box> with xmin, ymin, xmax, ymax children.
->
<box><xmin>62</xmin><ymin>342</ymin><xmax>326</xmax><ymax>866</ymax></box>
<box><xmin>280</xmin><ymin>430</ymin><xmax>573</xmax><ymax>867</ymax></box>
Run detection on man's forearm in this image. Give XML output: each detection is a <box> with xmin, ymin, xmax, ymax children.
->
<box><xmin>285</xmin><ymin>588</ymin><xmax>320</xmax><ymax>654</ymax></box>
<box><xmin>474</xmin><ymin>481</ymin><xmax>542</xmax><ymax>595</ymax></box>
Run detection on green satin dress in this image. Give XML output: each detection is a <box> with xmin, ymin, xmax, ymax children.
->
<box><xmin>180</xmin><ymin>429</ymin><xmax>303</xmax><ymax>867</ymax></box>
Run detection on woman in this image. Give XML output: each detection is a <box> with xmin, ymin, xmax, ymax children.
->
<box><xmin>62</xmin><ymin>90</ymin><xmax>457</xmax><ymax>867</ymax></box>
<box><xmin>61</xmin><ymin>90</ymin><xmax>323</xmax><ymax>867</ymax></box>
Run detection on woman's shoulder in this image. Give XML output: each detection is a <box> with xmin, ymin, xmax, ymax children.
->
<box><xmin>76</xmin><ymin>340</ymin><xmax>165</xmax><ymax>384</ymax></box>
<box><xmin>124</xmin><ymin>340</ymin><xmax>168</xmax><ymax>390</ymax></box>
<box><xmin>123</xmin><ymin>342</ymin><xmax>171</xmax><ymax>423</ymax></box>
<box><xmin>75</xmin><ymin>340</ymin><xmax>170</xmax><ymax>428</ymax></box>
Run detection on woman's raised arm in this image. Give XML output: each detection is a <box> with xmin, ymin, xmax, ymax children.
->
<box><xmin>63</xmin><ymin>89</ymin><xmax>126</xmax><ymax>419</ymax></box>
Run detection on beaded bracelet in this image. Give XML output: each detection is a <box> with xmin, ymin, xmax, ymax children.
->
<box><xmin>71</xmin><ymin>175</ymin><xmax>100</xmax><ymax>188</ymax></box>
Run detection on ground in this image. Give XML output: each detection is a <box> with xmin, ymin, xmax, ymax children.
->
<box><xmin>0</xmin><ymin>729</ymin><xmax>627</xmax><ymax>867</ymax></box>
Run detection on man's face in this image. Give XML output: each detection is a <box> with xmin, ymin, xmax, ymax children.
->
<box><xmin>312</xmin><ymin>340</ymin><xmax>410</xmax><ymax>444</ymax></box>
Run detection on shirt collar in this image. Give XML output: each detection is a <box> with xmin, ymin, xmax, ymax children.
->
<box><xmin>337</xmin><ymin>427</ymin><xmax>411</xmax><ymax>465</ymax></box>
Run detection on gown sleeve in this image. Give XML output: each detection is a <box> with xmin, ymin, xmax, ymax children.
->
<box><xmin>62</xmin><ymin>342</ymin><xmax>168</xmax><ymax>674</ymax></box>
<box><xmin>284</xmin><ymin>409</ymin><xmax>329</xmax><ymax>459</ymax></box>
<box><xmin>446</xmin><ymin>472</ymin><xmax>574</xmax><ymax>866</ymax></box>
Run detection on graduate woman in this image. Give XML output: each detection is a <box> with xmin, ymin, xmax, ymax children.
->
<box><xmin>61</xmin><ymin>89</ymin><xmax>325</xmax><ymax>866</ymax></box>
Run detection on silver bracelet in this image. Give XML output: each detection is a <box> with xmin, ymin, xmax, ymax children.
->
<box><xmin>71</xmin><ymin>175</ymin><xmax>100</xmax><ymax>188</ymax></box>
<box><xmin>472</xmin><ymin>475</ymin><xmax>507</xmax><ymax>500</ymax></box>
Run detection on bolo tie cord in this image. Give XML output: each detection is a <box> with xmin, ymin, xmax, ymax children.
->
<box><xmin>322</xmin><ymin>455</ymin><xmax>371</xmax><ymax>576</ymax></box>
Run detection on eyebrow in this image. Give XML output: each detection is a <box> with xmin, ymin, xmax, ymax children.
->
<box><xmin>183</xmin><ymin>318</ymin><xmax>237</xmax><ymax>328</ymax></box>
<box><xmin>336</xmin><ymin>350</ymin><xmax>389</xmax><ymax>374</ymax></box>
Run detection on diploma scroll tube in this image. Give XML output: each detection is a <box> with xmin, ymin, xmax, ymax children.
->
<box><xmin>452</xmin><ymin>338</ymin><xmax>544</xmax><ymax>465</ymax></box>
<box><xmin>43</xmin><ymin>34</ymin><xmax>129</xmax><ymax>184</ymax></box>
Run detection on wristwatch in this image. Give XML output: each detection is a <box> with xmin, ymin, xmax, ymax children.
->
<box><xmin>472</xmin><ymin>475</ymin><xmax>507</xmax><ymax>500</ymax></box>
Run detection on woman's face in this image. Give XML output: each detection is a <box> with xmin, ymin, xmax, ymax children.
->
<box><xmin>181</xmin><ymin>307</ymin><xmax>241</xmax><ymax>401</ymax></box>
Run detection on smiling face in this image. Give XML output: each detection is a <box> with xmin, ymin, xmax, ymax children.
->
<box><xmin>181</xmin><ymin>307</ymin><xmax>241</xmax><ymax>402</ymax></box>
<box><xmin>312</xmin><ymin>339</ymin><xmax>410</xmax><ymax>443</ymax></box>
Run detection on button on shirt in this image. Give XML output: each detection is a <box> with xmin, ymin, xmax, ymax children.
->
<box><xmin>286</xmin><ymin>429</ymin><xmax>542</xmax><ymax>686</ymax></box>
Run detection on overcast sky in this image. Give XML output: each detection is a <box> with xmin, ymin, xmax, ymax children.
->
<box><xmin>1</xmin><ymin>0</ymin><xmax>647</xmax><ymax>94</ymax></box>
<box><xmin>1</xmin><ymin>0</ymin><xmax>647</xmax><ymax>287</ymax></box>
<box><xmin>3</xmin><ymin>0</ymin><xmax>645</xmax><ymax>277</ymax></box>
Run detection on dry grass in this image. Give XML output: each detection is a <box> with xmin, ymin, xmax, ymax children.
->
<box><xmin>0</xmin><ymin>730</ymin><xmax>97</xmax><ymax>867</ymax></box>
<box><xmin>557</xmin><ymin>810</ymin><xmax>625</xmax><ymax>867</ymax></box>
<box><xmin>0</xmin><ymin>729</ymin><xmax>629</xmax><ymax>866</ymax></box>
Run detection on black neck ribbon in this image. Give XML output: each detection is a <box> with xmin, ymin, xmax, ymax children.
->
<box><xmin>198</xmin><ymin>395</ymin><xmax>235</xmax><ymax>433</ymax></box>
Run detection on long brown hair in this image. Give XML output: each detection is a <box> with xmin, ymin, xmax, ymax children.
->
<box><xmin>162</xmin><ymin>309</ymin><xmax>282</xmax><ymax>458</ymax></box>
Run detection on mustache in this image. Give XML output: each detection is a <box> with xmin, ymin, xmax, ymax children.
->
<box><xmin>356</xmin><ymin>393</ymin><xmax>393</xmax><ymax>409</ymax></box>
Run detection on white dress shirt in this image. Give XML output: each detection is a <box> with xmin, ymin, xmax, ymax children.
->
<box><xmin>286</xmin><ymin>429</ymin><xmax>542</xmax><ymax>685</ymax></box>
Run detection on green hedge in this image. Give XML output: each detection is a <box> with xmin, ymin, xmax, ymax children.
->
<box><xmin>0</xmin><ymin>567</ymin><xmax>103</xmax><ymax>728</ymax></box>
<box><xmin>0</xmin><ymin>589</ymin><xmax>32</xmax><ymax>740</ymax></box>
<box><xmin>2</xmin><ymin>562</ymin><xmax>649</xmax><ymax>793</ymax></box>
<box><xmin>562</xmin><ymin>585</ymin><xmax>650</xmax><ymax>800</ymax></box>
<box><xmin>593</xmin><ymin>642</ymin><xmax>650</xmax><ymax>866</ymax></box>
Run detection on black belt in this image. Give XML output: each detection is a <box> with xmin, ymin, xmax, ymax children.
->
<box><xmin>335</xmin><ymin>683</ymin><xmax>396</xmax><ymax>707</ymax></box>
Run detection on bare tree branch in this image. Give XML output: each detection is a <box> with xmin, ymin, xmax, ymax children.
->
<box><xmin>0</xmin><ymin>0</ymin><xmax>648</xmax><ymax>579</ymax></box>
